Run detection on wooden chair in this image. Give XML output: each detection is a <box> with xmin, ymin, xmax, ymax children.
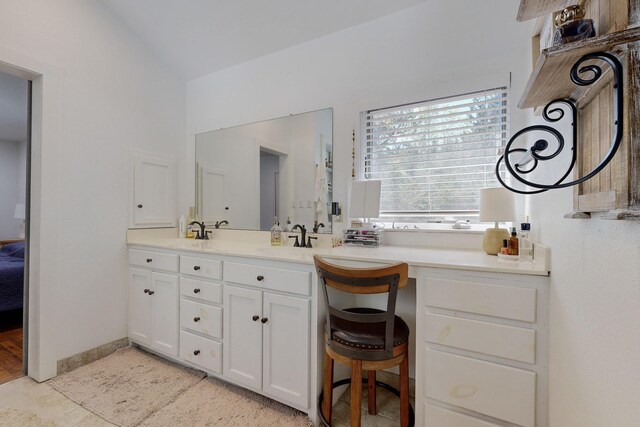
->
<box><xmin>314</xmin><ymin>255</ymin><xmax>411</xmax><ymax>427</ymax></box>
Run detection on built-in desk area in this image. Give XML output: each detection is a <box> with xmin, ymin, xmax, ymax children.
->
<box><xmin>127</xmin><ymin>228</ymin><xmax>549</xmax><ymax>427</ymax></box>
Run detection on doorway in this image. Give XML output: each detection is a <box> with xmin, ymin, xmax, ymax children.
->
<box><xmin>0</xmin><ymin>70</ymin><xmax>30</xmax><ymax>384</ymax></box>
<box><xmin>259</xmin><ymin>148</ymin><xmax>286</xmax><ymax>231</ymax></box>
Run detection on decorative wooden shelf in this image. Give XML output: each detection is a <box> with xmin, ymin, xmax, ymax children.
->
<box><xmin>518</xmin><ymin>26</ymin><xmax>640</xmax><ymax>109</ymax></box>
<box><xmin>517</xmin><ymin>0</ymin><xmax>579</xmax><ymax>22</ymax></box>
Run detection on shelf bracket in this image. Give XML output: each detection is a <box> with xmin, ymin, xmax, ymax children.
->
<box><xmin>496</xmin><ymin>51</ymin><xmax>623</xmax><ymax>195</ymax></box>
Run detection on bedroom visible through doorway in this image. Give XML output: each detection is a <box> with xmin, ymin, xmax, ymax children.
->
<box><xmin>0</xmin><ymin>70</ymin><xmax>30</xmax><ymax>384</ymax></box>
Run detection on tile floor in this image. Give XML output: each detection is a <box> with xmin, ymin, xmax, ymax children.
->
<box><xmin>0</xmin><ymin>370</ymin><xmax>414</xmax><ymax>426</ymax></box>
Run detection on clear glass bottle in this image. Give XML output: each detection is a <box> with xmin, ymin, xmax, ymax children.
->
<box><xmin>519</xmin><ymin>222</ymin><xmax>533</xmax><ymax>262</ymax></box>
<box><xmin>270</xmin><ymin>217</ymin><xmax>282</xmax><ymax>246</ymax></box>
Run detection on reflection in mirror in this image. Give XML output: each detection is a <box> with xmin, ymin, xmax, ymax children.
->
<box><xmin>196</xmin><ymin>108</ymin><xmax>333</xmax><ymax>232</ymax></box>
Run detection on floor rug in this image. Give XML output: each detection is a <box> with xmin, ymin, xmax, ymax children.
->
<box><xmin>48</xmin><ymin>347</ymin><xmax>205</xmax><ymax>427</ymax></box>
<box><xmin>139</xmin><ymin>376</ymin><xmax>312</xmax><ymax>427</ymax></box>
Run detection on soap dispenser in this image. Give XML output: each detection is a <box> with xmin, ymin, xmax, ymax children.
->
<box><xmin>270</xmin><ymin>217</ymin><xmax>282</xmax><ymax>246</ymax></box>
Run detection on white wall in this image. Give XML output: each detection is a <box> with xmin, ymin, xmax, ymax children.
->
<box><xmin>0</xmin><ymin>0</ymin><xmax>185</xmax><ymax>380</ymax></box>
<box><xmin>0</xmin><ymin>140</ymin><xmax>21</xmax><ymax>237</ymax></box>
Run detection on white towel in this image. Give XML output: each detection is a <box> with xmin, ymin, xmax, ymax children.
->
<box><xmin>314</xmin><ymin>163</ymin><xmax>327</xmax><ymax>215</ymax></box>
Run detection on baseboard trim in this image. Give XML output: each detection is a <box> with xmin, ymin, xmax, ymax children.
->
<box><xmin>57</xmin><ymin>337</ymin><xmax>129</xmax><ymax>375</ymax></box>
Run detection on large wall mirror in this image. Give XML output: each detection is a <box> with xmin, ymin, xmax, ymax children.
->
<box><xmin>195</xmin><ymin>108</ymin><xmax>333</xmax><ymax>233</ymax></box>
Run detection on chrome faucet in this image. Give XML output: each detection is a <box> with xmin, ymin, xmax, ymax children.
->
<box><xmin>190</xmin><ymin>221</ymin><xmax>208</xmax><ymax>240</ymax></box>
<box><xmin>214</xmin><ymin>220</ymin><xmax>229</xmax><ymax>229</ymax></box>
<box><xmin>291</xmin><ymin>224</ymin><xmax>307</xmax><ymax>248</ymax></box>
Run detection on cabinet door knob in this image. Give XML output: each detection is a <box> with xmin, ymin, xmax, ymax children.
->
<box><xmin>261</xmin><ymin>317</ymin><xmax>268</xmax><ymax>324</ymax></box>
<box><xmin>194</xmin><ymin>266</ymin><xmax>201</xmax><ymax>271</ymax></box>
<box><xmin>256</xmin><ymin>275</ymin><xmax>264</xmax><ymax>281</ymax></box>
<box><xmin>193</xmin><ymin>316</ymin><xmax>200</xmax><ymax>322</ymax></box>
<box><xmin>252</xmin><ymin>315</ymin><xmax>260</xmax><ymax>321</ymax></box>
<box><xmin>143</xmin><ymin>289</ymin><xmax>149</xmax><ymax>294</ymax></box>
<box><xmin>148</xmin><ymin>290</ymin><xmax>155</xmax><ymax>295</ymax></box>
<box><xmin>193</xmin><ymin>349</ymin><xmax>200</xmax><ymax>356</ymax></box>
<box><xmin>137</xmin><ymin>204</ymin><xmax>143</xmax><ymax>208</ymax></box>
<box><xmin>146</xmin><ymin>258</ymin><xmax>152</xmax><ymax>263</ymax></box>
<box><xmin>193</xmin><ymin>288</ymin><xmax>201</xmax><ymax>294</ymax></box>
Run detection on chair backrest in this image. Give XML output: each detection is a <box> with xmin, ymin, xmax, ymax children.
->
<box><xmin>314</xmin><ymin>255</ymin><xmax>408</xmax><ymax>359</ymax></box>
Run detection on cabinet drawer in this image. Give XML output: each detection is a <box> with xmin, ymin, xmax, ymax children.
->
<box><xmin>425</xmin><ymin>313</ymin><xmax>536</xmax><ymax>363</ymax></box>
<box><xmin>180</xmin><ymin>256</ymin><xmax>222</xmax><ymax>280</ymax></box>
<box><xmin>180</xmin><ymin>330</ymin><xmax>222</xmax><ymax>374</ymax></box>
<box><xmin>424</xmin><ymin>349</ymin><xmax>536</xmax><ymax>427</ymax></box>
<box><xmin>129</xmin><ymin>249</ymin><xmax>178</xmax><ymax>272</ymax></box>
<box><xmin>425</xmin><ymin>277</ymin><xmax>536</xmax><ymax>322</ymax></box>
<box><xmin>180</xmin><ymin>299</ymin><xmax>222</xmax><ymax>339</ymax></box>
<box><xmin>425</xmin><ymin>403</ymin><xmax>501</xmax><ymax>427</ymax></box>
<box><xmin>180</xmin><ymin>277</ymin><xmax>222</xmax><ymax>304</ymax></box>
<box><xmin>225</xmin><ymin>262</ymin><xmax>310</xmax><ymax>296</ymax></box>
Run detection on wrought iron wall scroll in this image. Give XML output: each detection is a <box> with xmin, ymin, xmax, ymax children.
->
<box><xmin>496</xmin><ymin>51</ymin><xmax>623</xmax><ymax>194</ymax></box>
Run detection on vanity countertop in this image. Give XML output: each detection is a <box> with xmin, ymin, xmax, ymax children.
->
<box><xmin>127</xmin><ymin>232</ymin><xmax>550</xmax><ymax>276</ymax></box>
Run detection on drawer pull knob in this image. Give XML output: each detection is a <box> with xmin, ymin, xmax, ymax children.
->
<box><xmin>146</xmin><ymin>258</ymin><xmax>152</xmax><ymax>263</ymax></box>
<box><xmin>143</xmin><ymin>289</ymin><xmax>149</xmax><ymax>294</ymax></box>
<box><xmin>193</xmin><ymin>350</ymin><xmax>200</xmax><ymax>356</ymax></box>
<box><xmin>137</xmin><ymin>204</ymin><xmax>143</xmax><ymax>208</ymax></box>
<box><xmin>193</xmin><ymin>316</ymin><xmax>200</xmax><ymax>322</ymax></box>
<box><xmin>261</xmin><ymin>317</ymin><xmax>268</xmax><ymax>324</ymax></box>
<box><xmin>193</xmin><ymin>288</ymin><xmax>201</xmax><ymax>294</ymax></box>
<box><xmin>194</xmin><ymin>266</ymin><xmax>201</xmax><ymax>271</ymax></box>
<box><xmin>148</xmin><ymin>290</ymin><xmax>155</xmax><ymax>295</ymax></box>
<box><xmin>252</xmin><ymin>315</ymin><xmax>260</xmax><ymax>321</ymax></box>
<box><xmin>256</xmin><ymin>275</ymin><xmax>264</xmax><ymax>281</ymax></box>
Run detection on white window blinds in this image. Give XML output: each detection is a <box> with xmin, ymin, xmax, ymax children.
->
<box><xmin>361</xmin><ymin>87</ymin><xmax>509</xmax><ymax>221</ymax></box>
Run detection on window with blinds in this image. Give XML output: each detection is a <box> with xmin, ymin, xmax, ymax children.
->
<box><xmin>361</xmin><ymin>87</ymin><xmax>509</xmax><ymax>223</ymax></box>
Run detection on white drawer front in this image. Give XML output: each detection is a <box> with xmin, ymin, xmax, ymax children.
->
<box><xmin>425</xmin><ymin>403</ymin><xmax>501</xmax><ymax>427</ymax></box>
<box><xmin>180</xmin><ymin>299</ymin><xmax>222</xmax><ymax>339</ymax></box>
<box><xmin>180</xmin><ymin>256</ymin><xmax>222</xmax><ymax>280</ymax></box>
<box><xmin>180</xmin><ymin>277</ymin><xmax>222</xmax><ymax>304</ymax></box>
<box><xmin>129</xmin><ymin>249</ymin><xmax>178</xmax><ymax>272</ymax></box>
<box><xmin>225</xmin><ymin>262</ymin><xmax>311</xmax><ymax>296</ymax></box>
<box><xmin>425</xmin><ymin>277</ymin><xmax>536</xmax><ymax>322</ymax></box>
<box><xmin>424</xmin><ymin>349</ymin><xmax>536</xmax><ymax>427</ymax></box>
<box><xmin>180</xmin><ymin>330</ymin><xmax>222</xmax><ymax>374</ymax></box>
<box><xmin>425</xmin><ymin>313</ymin><xmax>536</xmax><ymax>364</ymax></box>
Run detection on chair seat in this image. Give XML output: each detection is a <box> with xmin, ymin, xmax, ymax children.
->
<box><xmin>330</xmin><ymin>307</ymin><xmax>409</xmax><ymax>350</ymax></box>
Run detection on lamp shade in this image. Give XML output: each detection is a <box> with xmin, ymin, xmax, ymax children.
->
<box><xmin>479</xmin><ymin>188</ymin><xmax>515</xmax><ymax>222</ymax></box>
<box><xmin>14</xmin><ymin>203</ymin><xmax>25</xmax><ymax>220</ymax></box>
<box><xmin>350</xmin><ymin>180</ymin><xmax>381</xmax><ymax>219</ymax></box>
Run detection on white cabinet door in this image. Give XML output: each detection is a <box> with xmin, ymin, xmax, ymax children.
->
<box><xmin>224</xmin><ymin>285</ymin><xmax>263</xmax><ymax>390</ymax></box>
<box><xmin>150</xmin><ymin>272</ymin><xmax>179</xmax><ymax>357</ymax></box>
<box><xmin>198</xmin><ymin>163</ymin><xmax>229</xmax><ymax>224</ymax></box>
<box><xmin>262</xmin><ymin>292</ymin><xmax>310</xmax><ymax>408</ymax></box>
<box><xmin>132</xmin><ymin>154</ymin><xmax>176</xmax><ymax>227</ymax></box>
<box><xmin>129</xmin><ymin>267</ymin><xmax>151</xmax><ymax>345</ymax></box>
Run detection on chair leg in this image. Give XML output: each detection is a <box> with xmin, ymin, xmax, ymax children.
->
<box><xmin>400</xmin><ymin>352</ymin><xmax>410</xmax><ymax>427</ymax></box>
<box><xmin>367</xmin><ymin>370</ymin><xmax>377</xmax><ymax>415</ymax></box>
<box><xmin>322</xmin><ymin>351</ymin><xmax>334</xmax><ymax>424</ymax></box>
<box><xmin>351</xmin><ymin>360</ymin><xmax>362</xmax><ymax>427</ymax></box>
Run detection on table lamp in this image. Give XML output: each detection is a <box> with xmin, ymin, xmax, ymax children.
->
<box><xmin>479</xmin><ymin>188</ymin><xmax>515</xmax><ymax>255</ymax></box>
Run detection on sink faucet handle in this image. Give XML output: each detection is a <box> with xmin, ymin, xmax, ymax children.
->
<box><xmin>289</xmin><ymin>234</ymin><xmax>300</xmax><ymax>247</ymax></box>
<box><xmin>306</xmin><ymin>236</ymin><xmax>318</xmax><ymax>248</ymax></box>
<box><xmin>205</xmin><ymin>230</ymin><xmax>212</xmax><ymax>240</ymax></box>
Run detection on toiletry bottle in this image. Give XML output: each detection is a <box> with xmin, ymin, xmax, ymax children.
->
<box><xmin>501</xmin><ymin>239</ymin><xmax>509</xmax><ymax>255</ymax></box>
<box><xmin>270</xmin><ymin>217</ymin><xmax>282</xmax><ymax>246</ymax></box>
<box><xmin>186</xmin><ymin>207</ymin><xmax>196</xmax><ymax>238</ymax></box>
<box><xmin>508</xmin><ymin>227</ymin><xmax>519</xmax><ymax>256</ymax></box>
<box><xmin>519</xmin><ymin>222</ymin><xmax>533</xmax><ymax>262</ymax></box>
<box><xmin>179</xmin><ymin>215</ymin><xmax>186</xmax><ymax>238</ymax></box>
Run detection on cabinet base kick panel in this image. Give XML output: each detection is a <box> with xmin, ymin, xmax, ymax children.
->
<box><xmin>180</xmin><ymin>330</ymin><xmax>222</xmax><ymax>374</ymax></box>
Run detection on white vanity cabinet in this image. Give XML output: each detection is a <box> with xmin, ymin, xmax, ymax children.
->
<box><xmin>128</xmin><ymin>249</ymin><xmax>179</xmax><ymax>357</ymax></box>
<box><xmin>416</xmin><ymin>268</ymin><xmax>549</xmax><ymax>427</ymax></box>
<box><xmin>130</xmin><ymin>153</ymin><xmax>176</xmax><ymax>228</ymax></box>
<box><xmin>223</xmin><ymin>260</ymin><xmax>311</xmax><ymax>409</ymax></box>
<box><xmin>178</xmin><ymin>255</ymin><xmax>224</xmax><ymax>374</ymax></box>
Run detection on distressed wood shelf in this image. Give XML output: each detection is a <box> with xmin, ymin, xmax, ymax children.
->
<box><xmin>518</xmin><ymin>26</ymin><xmax>640</xmax><ymax>109</ymax></box>
<box><xmin>517</xmin><ymin>0</ymin><xmax>579</xmax><ymax>22</ymax></box>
